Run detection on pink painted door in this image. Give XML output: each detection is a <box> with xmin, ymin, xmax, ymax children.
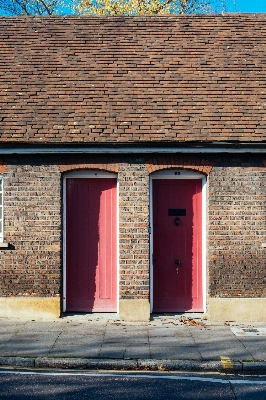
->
<box><xmin>153</xmin><ymin>179</ymin><xmax>203</xmax><ymax>312</ymax></box>
<box><xmin>66</xmin><ymin>178</ymin><xmax>117</xmax><ymax>312</ymax></box>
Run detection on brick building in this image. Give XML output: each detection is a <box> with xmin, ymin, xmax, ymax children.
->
<box><xmin>0</xmin><ymin>15</ymin><xmax>266</xmax><ymax>321</ymax></box>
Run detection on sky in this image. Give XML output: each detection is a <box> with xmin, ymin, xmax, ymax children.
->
<box><xmin>226</xmin><ymin>0</ymin><xmax>266</xmax><ymax>12</ymax></box>
<box><xmin>0</xmin><ymin>0</ymin><xmax>265</xmax><ymax>16</ymax></box>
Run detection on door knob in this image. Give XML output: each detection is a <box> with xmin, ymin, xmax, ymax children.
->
<box><xmin>175</xmin><ymin>259</ymin><xmax>180</xmax><ymax>265</ymax></box>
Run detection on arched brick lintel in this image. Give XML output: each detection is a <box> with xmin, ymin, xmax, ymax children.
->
<box><xmin>145</xmin><ymin>155</ymin><xmax>213</xmax><ymax>175</ymax></box>
<box><xmin>59</xmin><ymin>160</ymin><xmax>119</xmax><ymax>174</ymax></box>
<box><xmin>0</xmin><ymin>160</ymin><xmax>7</xmax><ymax>174</ymax></box>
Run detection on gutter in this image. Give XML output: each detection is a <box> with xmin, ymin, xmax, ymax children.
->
<box><xmin>0</xmin><ymin>144</ymin><xmax>266</xmax><ymax>154</ymax></box>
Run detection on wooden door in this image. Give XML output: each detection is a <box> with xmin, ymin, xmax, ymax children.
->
<box><xmin>66</xmin><ymin>178</ymin><xmax>117</xmax><ymax>312</ymax></box>
<box><xmin>153</xmin><ymin>179</ymin><xmax>203</xmax><ymax>312</ymax></box>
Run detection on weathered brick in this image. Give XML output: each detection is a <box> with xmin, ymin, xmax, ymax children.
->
<box><xmin>208</xmin><ymin>155</ymin><xmax>266</xmax><ymax>298</ymax></box>
<box><xmin>0</xmin><ymin>157</ymin><xmax>61</xmax><ymax>297</ymax></box>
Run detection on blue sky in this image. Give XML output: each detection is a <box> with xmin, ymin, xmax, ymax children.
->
<box><xmin>226</xmin><ymin>0</ymin><xmax>266</xmax><ymax>12</ymax></box>
<box><xmin>59</xmin><ymin>0</ymin><xmax>266</xmax><ymax>15</ymax></box>
<box><xmin>0</xmin><ymin>0</ymin><xmax>265</xmax><ymax>16</ymax></box>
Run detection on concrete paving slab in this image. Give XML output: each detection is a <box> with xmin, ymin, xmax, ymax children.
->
<box><xmin>117</xmin><ymin>325</ymin><xmax>148</xmax><ymax>329</ymax></box>
<box><xmin>150</xmin><ymin>345</ymin><xmax>202</xmax><ymax>360</ymax></box>
<box><xmin>126</xmin><ymin>338</ymin><xmax>150</xmax><ymax>345</ymax></box>
<box><xmin>99</xmin><ymin>345</ymin><xmax>126</xmax><ymax>358</ymax></box>
<box><xmin>105</xmin><ymin>322</ymin><xmax>143</xmax><ymax>327</ymax></box>
<box><xmin>0</xmin><ymin>316</ymin><xmax>264</xmax><ymax>369</ymax></box>
<box><xmin>105</xmin><ymin>327</ymin><xmax>147</xmax><ymax>332</ymax></box>
<box><xmin>0</xmin><ymin>332</ymin><xmax>59</xmax><ymax>357</ymax></box>
<box><xmin>64</xmin><ymin>321</ymin><xmax>106</xmax><ymax>333</ymax></box>
<box><xmin>184</xmin><ymin>329</ymin><xmax>254</xmax><ymax>361</ymax></box>
<box><xmin>0</xmin><ymin>333</ymin><xmax>16</xmax><ymax>347</ymax></box>
<box><xmin>230</xmin><ymin>322</ymin><xmax>266</xmax><ymax>327</ymax></box>
<box><xmin>106</xmin><ymin>323</ymin><xmax>146</xmax><ymax>332</ymax></box>
<box><xmin>57</xmin><ymin>330</ymin><xmax>104</xmax><ymax>338</ymax></box>
<box><xmin>197</xmin><ymin>325</ymin><xmax>230</xmax><ymax>329</ymax></box>
<box><xmin>191</xmin><ymin>334</ymin><xmax>240</xmax><ymax>344</ymax></box>
<box><xmin>103</xmin><ymin>335</ymin><xmax>149</xmax><ymax>344</ymax></box>
<box><xmin>148</xmin><ymin>326</ymin><xmax>190</xmax><ymax>334</ymax></box>
<box><xmin>61</xmin><ymin>312</ymin><xmax>120</xmax><ymax>322</ymax></box>
<box><xmin>67</xmin><ymin>323</ymin><xmax>105</xmax><ymax>331</ymax></box>
<box><xmin>149</xmin><ymin>336</ymin><xmax>195</xmax><ymax>345</ymax></box>
<box><xmin>236</xmin><ymin>336</ymin><xmax>266</xmax><ymax>344</ymax></box>
<box><xmin>111</xmin><ymin>327</ymin><xmax>149</xmax><ymax>337</ymax></box>
<box><xmin>190</xmin><ymin>328</ymin><xmax>241</xmax><ymax>342</ymax></box>
<box><xmin>23</xmin><ymin>321</ymin><xmax>65</xmax><ymax>332</ymax></box>
<box><xmin>48</xmin><ymin>345</ymin><xmax>102</xmax><ymax>358</ymax></box>
<box><xmin>107</xmin><ymin>335</ymin><xmax>148</xmax><ymax>341</ymax></box>
<box><xmin>55</xmin><ymin>336</ymin><xmax>103</xmax><ymax>348</ymax></box>
<box><xmin>101</xmin><ymin>339</ymin><xmax>132</xmax><ymax>347</ymax></box>
<box><xmin>190</xmin><ymin>331</ymin><xmax>234</xmax><ymax>336</ymax></box>
<box><xmin>236</xmin><ymin>338</ymin><xmax>266</xmax><ymax>360</ymax></box>
<box><xmin>103</xmin><ymin>329</ymin><xmax>134</xmax><ymax>335</ymax></box>
<box><xmin>0</xmin><ymin>318</ymin><xmax>27</xmax><ymax>325</ymax></box>
<box><xmin>0</xmin><ymin>322</ymin><xmax>26</xmax><ymax>333</ymax></box>
<box><xmin>196</xmin><ymin>343</ymin><xmax>253</xmax><ymax>361</ymax></box>
<box><xmin>103</xmin><ymin>333</ymin><xmax>129</xmax><ymax>339</ymax></box>
<box><xmin>62</xmin><ymin>330</ymin><xmax>105</xmax><ymax>338</ymax></box>
<box><xmin>189</xmin><ymin>326</ymin><xmax>237</xmax><ymax>335</ymax></box>
<box><xmin>124</xmin><ymin>344</ymin><xmax>151</xmax><ymax>359</ymax></box>
<box><xmin>150</xmin><ymin>342</ymin><xmax>199</xmax><ymax>351</ymax></box>
<box><xmin>173</xmin><ymin>327</ymin><xmax>197</xmax><ymax>334</ymax></box>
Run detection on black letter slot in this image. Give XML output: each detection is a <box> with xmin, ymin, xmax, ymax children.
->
<box><xmin>168</xmin><ymin>209</ymin><xmax>186</xmax><ymax>216</ymax></box>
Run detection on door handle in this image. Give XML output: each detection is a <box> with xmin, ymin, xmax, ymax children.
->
<box><xmin>174</xmin><ymin>217</ymin><xmax>180</xmax><ymax>226</ymax></box>
<box><xmin>175</xmin><ymin>259</ymin><xmax>180</xmax><ymax>274</ymax></box>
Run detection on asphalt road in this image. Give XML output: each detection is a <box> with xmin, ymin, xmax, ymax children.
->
<box><xmin>0</xmin><ymin>370</ymin><xmax>266</xmax><ymax>399</ymax></box>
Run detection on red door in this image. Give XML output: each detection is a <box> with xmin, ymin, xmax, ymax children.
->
<box><xmin>66</xmin><ymin>178</ymin><xmax>117</xmax><ymax>312</ymax></box>
<box><xmin>153</xmin><ymin>179</ymin><xmax>203</xmax><ymax>312</ymax></box>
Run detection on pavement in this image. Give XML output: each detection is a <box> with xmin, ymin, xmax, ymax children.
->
<box><xmin>0</xmin><ymin>313</ymin><xmax>266</xmax><ymax>373</ymax></box>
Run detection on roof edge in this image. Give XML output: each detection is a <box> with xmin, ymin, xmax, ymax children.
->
<box><xmin>0</xmin><ymin>142</ymin><xmax>266</xmax><ymax>154</ymax></box>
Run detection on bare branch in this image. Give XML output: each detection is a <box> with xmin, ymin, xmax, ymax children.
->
<box><xmin>0</xmin><ymin>0</ymin><xmax>59</xmax><ymax>15</ymax></box>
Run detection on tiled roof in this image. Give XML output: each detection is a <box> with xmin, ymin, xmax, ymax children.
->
<box><xmin>0</xmin><ymin>15</ymin><xmax>266</xmax><ymax>144</ymax></box>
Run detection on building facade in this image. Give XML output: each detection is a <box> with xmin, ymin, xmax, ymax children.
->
<box><xmin>0</xmin><ymin>16</ymin><xmax>266</xmax><ymax>321</ymax></box>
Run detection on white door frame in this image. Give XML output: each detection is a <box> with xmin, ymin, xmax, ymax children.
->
<box><xmin>149</xmin><ymin>169</ymin><xmax>207</xmax><ymax>313</ymax></box>
<box><xmin>62</xmin><ymin>170</ymin><xmax>119</xmax><ymax>313</ymax></box>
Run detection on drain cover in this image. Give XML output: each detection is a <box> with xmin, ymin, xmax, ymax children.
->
<box><xmin>230</xmin><ymin>327</ymin><xmax>266</xmax><ymax>337</ymax></box>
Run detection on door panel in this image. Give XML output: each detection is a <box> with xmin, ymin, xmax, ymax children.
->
<box><xmin>66</xmin><ymin>178</ymin><xmax>117</xmax><ymax>312</ymax></box>
<box><xmin>153</xmin><ymin>179</ymin><xmax>202</xmax><ymax>312</ymax></box>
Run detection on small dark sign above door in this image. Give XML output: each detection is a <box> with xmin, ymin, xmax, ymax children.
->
<box><xmin>168</xmin><ymin>209</ymin><xmax>186</xmax><ymax>216</ymax></box>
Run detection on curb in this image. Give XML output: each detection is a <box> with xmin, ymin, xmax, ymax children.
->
<box><xmin>0</xmin><ymin>357</ymin><xmax>34</xmax><ymax>368</ymax></box>
<box><xmin>1</xmin><ymin>357</ymin><xmax>266</xmax><ymax>372</ymax></box>
<box><xmin>35</xmin><ymin>358</ymin><xmax>138</xmax><ymax>370</ymax></box>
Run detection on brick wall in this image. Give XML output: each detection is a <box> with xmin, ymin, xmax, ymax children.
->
<box><xmin>145</xmin><ymin>155</ymin><xmax>213</xmax><ymax>175</ymax></box>
<box><xmin>118</xmin><ymin>160</ymin><xmax>150</xmax><ymax>299</ymax></box>
<box><xmin>0</xmin><ymin>157</ymin><xmax>61</xmax><ymax>297</ymax></box>
<box><xmin>59</xmin><ymin>156</ymin><xmax>119</xmax><ymax>173</ymax></box>
<box><xmin>208</xmin><ymin>156</ymin><xmax>266</xmax><ymax>298</ymax></box>
<box><xmin>0</xmin><ymin>154</ymin><xmax>265</xmax><ymax>302</ymax></box>
<box><xmin>0</xmin><ymin>155</ymin><xmax>152</xmax><ymax>301</ymax></box>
